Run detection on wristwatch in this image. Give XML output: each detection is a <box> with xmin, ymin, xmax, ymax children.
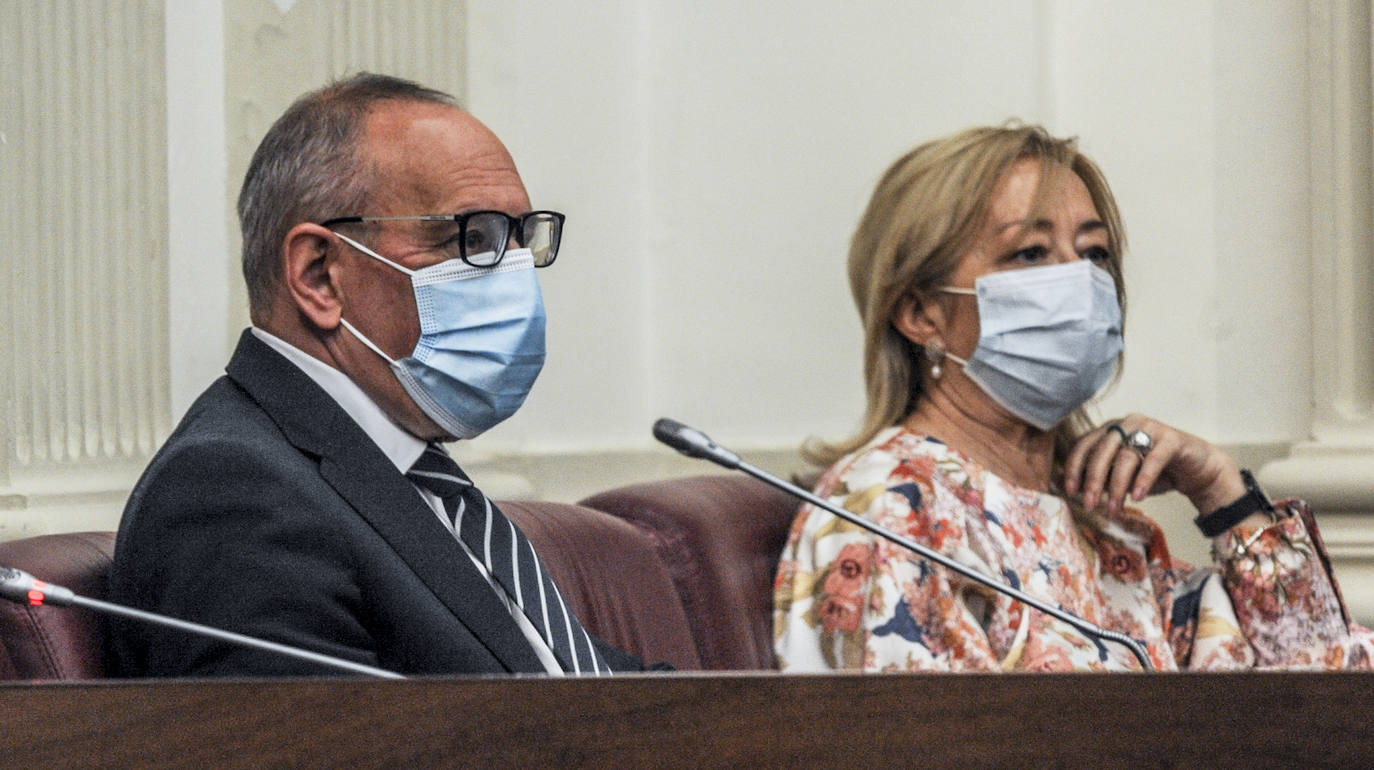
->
<box><xmin>1194</xmin><ymin>469</ymin><xmax>1276</xmax><ymax>537</ymax></box>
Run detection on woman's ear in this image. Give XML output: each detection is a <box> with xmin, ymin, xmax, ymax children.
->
<box><xmin>891</xmin><ymin>291</ymin><xmax>944</xmax><ymax>345</ymax></box>
<box><xmin>282</xmin><ymin>223</ymin><xmax>343</xmax><ymax>331</ymax></box>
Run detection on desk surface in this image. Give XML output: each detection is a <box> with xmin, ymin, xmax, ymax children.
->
<box><xmin>3</xmin><ymin>671</ymin><xmax>1371</xmax><ymax>767</ymax></box>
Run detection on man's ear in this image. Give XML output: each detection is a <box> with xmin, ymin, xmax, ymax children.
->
<box><xmin>283</xmin><ymin>223</ymin><xmax>343</xmax><ymax>331</ymax></box>
<box><xmin>891</xmin><ymin>291</ymin><xmax>943</xmax><ymax>346</ymax></box>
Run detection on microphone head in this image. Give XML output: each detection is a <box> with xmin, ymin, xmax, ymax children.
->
<box><xmin>652</xmin><ymin>417</ymin><xmax>687</xmax><ymax>445</ymax></box>
<box><xmin>651</xmin><ymin>417</ymin><xmax>741</xmax><ymax>469</ymax></box>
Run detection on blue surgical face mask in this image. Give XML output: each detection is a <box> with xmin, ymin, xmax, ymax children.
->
<box><xmin>938</xmin><ymin>260</ymin><xmax>1122</xmax><ymax>431</ymax></box>
<box><xmin>332</xmin><ymin>231</ymin><xmax>546</xmax><ymax>439</ymax></box>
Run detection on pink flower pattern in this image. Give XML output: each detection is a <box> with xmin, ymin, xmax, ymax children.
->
<box><xmin>773</xmin><ymin>427</ymin><xmax>1374</xmax><ymax>672</ymax></box>
<box><xmin>818</xmin><ymin>543</ymin><xmax>873</xmax><ymax>634</ymax></box>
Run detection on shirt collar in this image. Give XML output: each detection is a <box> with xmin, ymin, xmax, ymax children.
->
<box><xmin>251</xmin><ymin>327</ymin><xmax>427</xmax><ymax>473</ymax></box>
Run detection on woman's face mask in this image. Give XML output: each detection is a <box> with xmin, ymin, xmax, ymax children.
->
<box><xmin>938</xmin><ymin>260</ymin><xmax>1123</xmax><ymax>430</ymax></box>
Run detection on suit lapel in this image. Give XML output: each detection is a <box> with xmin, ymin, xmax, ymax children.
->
<box><xmin>224</xmin><ymin>330</ymin><xmax>547</xmax><ymax>674</ymax></box>
<box><xmin>317</xmin><ymin>456</ymin><xmax>547</xmax><ymax>673</ymax></box>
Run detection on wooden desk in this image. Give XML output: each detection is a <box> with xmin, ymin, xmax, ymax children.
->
<box><xmin>2</xmin><ymin>672</ymin><xmax>1370</xmax><ymax>767</ymax></box>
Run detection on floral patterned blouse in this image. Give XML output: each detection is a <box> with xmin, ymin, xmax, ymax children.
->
<box><xmin>773</xmin><ymin>427</ymin><xmax>1374</xmax><ymax>672</ymax></box>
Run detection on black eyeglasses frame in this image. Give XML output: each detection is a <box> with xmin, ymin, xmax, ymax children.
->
<box><xmin>319</xmin><ymin>210</ymin><xmax>565</xmax><ymax>268</ymax></box>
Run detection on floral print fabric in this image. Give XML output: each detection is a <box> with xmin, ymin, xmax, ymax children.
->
<box><xmin>773</xmin><ymin>427</ymin><xmax>1374</xmax><ymax>672</ymax></box>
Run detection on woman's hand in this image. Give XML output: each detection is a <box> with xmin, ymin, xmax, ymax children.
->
<box><xmin>1062</xmin><ymin>414</ymin><xmax>1246</xmax><ymax>515</ymax></box>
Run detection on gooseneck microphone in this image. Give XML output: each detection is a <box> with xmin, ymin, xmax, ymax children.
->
<box><xmin>0</xmin><ymin>566</ymin><xmax>404</xmax><ymax>679</ymax></box>
<box><xmin>652</xmin><ymin>417</ymin><xmax>1154</xmax><ymax>671</ymax></box>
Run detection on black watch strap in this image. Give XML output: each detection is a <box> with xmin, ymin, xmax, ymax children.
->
<box><xmin>1194</xmin><ymin>469</ymin><xmax>1275</xmax><ymax>538</ymax></box>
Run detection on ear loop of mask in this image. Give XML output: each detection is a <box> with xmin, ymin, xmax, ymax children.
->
<box><xmin>331</xmin><ymin>230</ymin><xmax>416</xmax><ymax>276</ymax></box>
<box><xmin>330</xmin><ymin>230</ymin><xmax>413</xmax><ymax>366</ymax></box>
<box><xmin>338</xmin><ymin>318</ymin><xmax>399</xmax><ymax>365</ymax></box>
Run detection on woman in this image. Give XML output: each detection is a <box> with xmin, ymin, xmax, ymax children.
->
<box><xmin>773</xmin><ymin>124</ymin><xmax>1373</xmax><ymax>672</ymax></box>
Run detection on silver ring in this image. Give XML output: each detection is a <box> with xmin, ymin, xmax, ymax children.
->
<box><xmin>1107</xmin><ymin>424</ymin><xmax>1129</xmax><ymax>444</ymax></box>
<box><xmin>1126</xmin><ymin>429</ymin><xmax>1153</xmax><ymax>458</ymax></box>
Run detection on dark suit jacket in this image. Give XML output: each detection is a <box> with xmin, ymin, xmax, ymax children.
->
<box><xmin>107</xmin><ymin>330</ymin><xmax>644</xmax><ymax>677</ymax></box>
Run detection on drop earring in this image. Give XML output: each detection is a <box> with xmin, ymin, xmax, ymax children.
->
<box><xmin>924</xmin><ymin>339</ymin><xmax>946</xmax><ymax>380</ymax></box>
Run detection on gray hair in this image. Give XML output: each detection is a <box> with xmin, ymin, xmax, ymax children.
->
<box><xmin>237</xmin><ymin>72</ymin><xmax>458</xmax><ymax>315</ymax></box>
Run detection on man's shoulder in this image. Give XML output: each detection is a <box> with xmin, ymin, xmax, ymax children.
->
<box><xmin>159</xmin><ymin>375</ymin><xmax>293</xmax><ymax>462</ymax></box>
<box><xmin>159</xmin><ymin>331</ymin><xmax>345</xmax><ymax>469</ymax></box>
<box><xmin>122</xmin><ymin>376</ymin><xmax>314</xmax><ymax>518</ymax></box>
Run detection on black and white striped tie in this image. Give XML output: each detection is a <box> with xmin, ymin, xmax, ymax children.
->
<box><xmin>407</xmin><ymin>444</ymin><xmax>608</xmax><ymax>675</ymax></box>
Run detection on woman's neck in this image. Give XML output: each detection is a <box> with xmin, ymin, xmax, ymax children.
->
<box><xmin>903</xmin><ymin>389</ymin><xmax>1055</xmax><ymax>492</ymax></box>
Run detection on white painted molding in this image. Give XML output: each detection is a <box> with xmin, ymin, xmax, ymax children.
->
<box><xmin>1304</xmin><ymin>0</ymin><xmax>1374</xmax><ymax>442</ymax></box>
<box><xmin>1258</xmin><ymin>0</ymin><xmax>1374</xmax><ymax>623</ymax></box>
<box><xmin>1261</xmin><ymin>0</ymin><xmax>1374</xmax><ymax>501</ymax></box>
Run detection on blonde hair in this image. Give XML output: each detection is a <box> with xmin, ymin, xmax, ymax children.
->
<box><xmin>805</xmin><ymin>123</ymin><xmax>1127</xmax><ymax>476</ymax></box>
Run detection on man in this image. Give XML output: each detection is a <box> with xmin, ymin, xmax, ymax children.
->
<box><xmin>108</xmin><ymin>73</ymin><xmax>645</xmax><ymax>676</ymax></box>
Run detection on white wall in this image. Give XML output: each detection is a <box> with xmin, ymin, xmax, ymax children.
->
<box><xmin>463</xmin><ymin>0</ymin><xmax>1315</xmax><ymax>460</ymax></box>
<box><xmin>5</xmin><ymin>2</ymin><xmax>1363</xmax><ymax>576</ymax></box>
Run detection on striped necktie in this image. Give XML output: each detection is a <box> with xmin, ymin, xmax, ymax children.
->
<box><xmin>406</xmin><ymin>444</ymin><xmax>608</xmax><ymax>675</ymax></box>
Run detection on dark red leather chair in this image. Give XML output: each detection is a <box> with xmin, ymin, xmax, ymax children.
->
<box><xmin>0</xmin><ymin>476</ymin><xmax>799</xmax><ymax>678</ymax></box>
<box><xmin>501</xmin><ymin>500</ymin><xmax>701</xmax><ymax>669</ymax></box>
<box><xmin>0</xmin><ymin>531</ymin><xmax>116</xmax><ymax>680</ymax></box>
<box><xmin>581</xmin><ymin>474</ymin><xmax>799</xmax><ymax>670</ymax></box>
<box><xmin>0</xmin><ymin>502</ymin><xmax>704</xmax><ymax>679</ymax></box>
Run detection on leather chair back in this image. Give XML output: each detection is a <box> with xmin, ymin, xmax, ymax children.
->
<box><xmin>581</xmin><ymin>474</ymin><xmax>799</xmax><ymax>670</ymax></box>
<box><xmin>0</xmin><ymin>531</ymin><xmax>116</xmax><ymax>680</ymax></box>
<box><xmin>0</xmin><ymin>479</ymin><xmax>796</xmax><ymax>678</ymax></box>
<box><xmin>501</xmin><ymin>500</ymin><xmax>701</xmax><ymax>670</ymax></box>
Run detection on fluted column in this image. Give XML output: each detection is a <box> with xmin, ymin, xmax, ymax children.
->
<box><xmin>0</xmin><ymin>1</ymin><xmax>172</xmax><ymax>537</ymax></box>
<box><xmin>1259</xmin><ymin>0</ymin><xmax>1374</xmax><ymax>621</ymax></box>
<box><xmin>1</xmin><ymin>0</ymin><xmax>472</xmax><ymax>539</ymax></box>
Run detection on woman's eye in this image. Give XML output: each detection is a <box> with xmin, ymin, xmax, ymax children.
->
<box><xmin>1082</xmin><ymin>245</ymin><xmax>1113</xmax><ymax>263</ymax></box>
<box><xmin>1008</xmin><ymin>246</ymin><xmax>1047</xmax><ymax>264</ymax></box>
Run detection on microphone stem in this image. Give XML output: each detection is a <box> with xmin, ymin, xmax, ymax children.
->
<box><xmin>68</xmin><ymin>595</ymin><xmax>405</xmax><ymax>679</ymax></box>
<box><xmin>736</xmin><ymin>460</ymin><xmax>1154</xmax><ymax>672</ymax></box>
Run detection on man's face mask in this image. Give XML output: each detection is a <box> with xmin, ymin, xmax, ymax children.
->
<box><xmin>332</xmin><ymin>230</ymin><xmax>546</xmax><ymax>439</ymax></box>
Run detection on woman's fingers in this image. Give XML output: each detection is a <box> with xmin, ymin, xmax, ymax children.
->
<box><xmin>1077</xmin><ymin>421</ymin><xmax>1133</xmax><ymax>509</ymax></box>
<box><xmin>1067</xmin><ymin>415</ymin><xmax>1176</xmax><ymax>512</ymax></box>
<box><xmin>1108</xmin><ymin>426</ymin><xmax>1175</xmax><ymax>511</ymax></box>
<box><xmin>1064</xmin><ymin>422</ymin><xmax>1121</xmax><ymax>497</ymax></box>
<box><xmin>1104</xmin><ymin>447</ymin><xmax>1141</xmax><ymax>512</ymax></box>
<box><xmin>1129</xmin><ymin>431</ymin><xmax>1174</xmax><ymax>501</ymax></box>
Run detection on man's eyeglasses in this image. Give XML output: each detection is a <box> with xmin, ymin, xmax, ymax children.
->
<box><xmin>320</xmin><ymin>210</ymin><xmax>565</xmax><ymax>268</ymax></box>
